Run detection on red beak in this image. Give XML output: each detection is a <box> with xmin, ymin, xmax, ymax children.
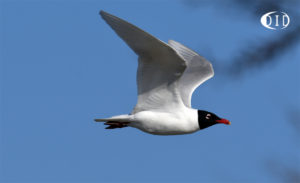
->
<box><xmin>215</xmin><ymin>119</ymin><xmax>231</xmax><ymax>125</ymax></box>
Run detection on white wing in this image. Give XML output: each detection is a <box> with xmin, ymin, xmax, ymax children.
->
<box><xmin>168</xmin><ymin>40</ymin><xmax>214</xmax><ymax>107</ymax></box>
<box><xmin>100</xmin><ymin>11</ymin><xmax>187</xmax><ymax>114</ymax></box>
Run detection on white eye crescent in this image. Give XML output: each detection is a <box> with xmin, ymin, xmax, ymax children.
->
<box><xmin>205</xmin><ymin>114</ymin><xmax>211</xmax><ymax>119</ymax></box>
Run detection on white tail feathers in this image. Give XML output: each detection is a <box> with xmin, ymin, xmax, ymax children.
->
<box><xmin>94</xmin><ymin>114</ymin><xmax>132</xmax><ymax>122</ymax></box>
<box><xmin>95</xmin><ymin>114</ymin><xmax>133</xmax><ymax>129</ymax></box>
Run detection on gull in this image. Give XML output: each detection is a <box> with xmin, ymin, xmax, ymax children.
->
<box><xmin>95</xmin><ymin>11</ymin><xmax>230</xmax><ymax>135</ymax></box>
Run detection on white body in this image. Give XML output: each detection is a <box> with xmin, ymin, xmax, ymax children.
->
<box><xmin>130</xmin><ymin>108</ymin><xmax>199</xmax><ymax>135</ymax></box>
<box><xmin>96</xmin><ymin>11</ymin><xmax>214</xmax><ymax>135</ymax></box>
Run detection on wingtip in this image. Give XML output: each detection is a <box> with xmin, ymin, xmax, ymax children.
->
<box><xmin>99</xmin><ymin>10</ymin><xmax>111</xmax><ymax>18</ymax></box>
<box><xmin>99</xmin><ymin>10</ymin><xmax>105</xmax><ymax>17</ymax></box>
<box><xmin>99</xmin><ymin>10</ymin><xmax>113</xmax><ymax>19</ymax></box>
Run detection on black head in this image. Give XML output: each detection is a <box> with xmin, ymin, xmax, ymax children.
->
<box><xmin>198</xmin><ymin>110</ymin><xmax>230</xmax><ymax>130</ymax></box>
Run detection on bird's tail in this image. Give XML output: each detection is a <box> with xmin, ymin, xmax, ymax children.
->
<box><xmin>94</xmin><ymin>114</ymin><xmax>132</xmax><ymax>129</ymax></box>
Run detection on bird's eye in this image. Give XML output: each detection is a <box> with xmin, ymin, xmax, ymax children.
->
<box><xmin>205</xmin><ymin>113</ymin><xmax>211</xmax><ymax>119</ymax></box>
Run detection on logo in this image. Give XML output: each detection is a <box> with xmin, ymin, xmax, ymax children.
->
<box><xmin>260</xmin><ymin>11</ymin><xmax>290</xmax><ymax>30</ymax></box>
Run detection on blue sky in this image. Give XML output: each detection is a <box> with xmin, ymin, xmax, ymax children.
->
<box><xmin>1</xmin><ymin>0</ymin><xmax>299</xmax><ymax>182</ymax></box>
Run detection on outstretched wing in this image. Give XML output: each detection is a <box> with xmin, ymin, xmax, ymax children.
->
<box><xmin>100</xmin><ymin>11</ymin><xmax>187</xmax><ymax>113</ymax></box>
<box><xmin>168</xmin><ymin>40</ymin><xmax>214</xmax><ymax>107</ymax></box>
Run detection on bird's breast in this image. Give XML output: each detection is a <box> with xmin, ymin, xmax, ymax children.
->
<box><xmin>131</xmin><ymin>109</ymin><xmax>199</xmax><ymax>135</ymax></box>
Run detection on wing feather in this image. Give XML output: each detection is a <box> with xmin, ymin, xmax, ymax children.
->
<box><xmin>168</xmin><ymin>40</ymin><xmax>214</xmax><ymax>107</ymax></box>
<box><xmin>100</xmin><ymin>11</ymin><xmax>187</xmax><ymax>113</ymax></box>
